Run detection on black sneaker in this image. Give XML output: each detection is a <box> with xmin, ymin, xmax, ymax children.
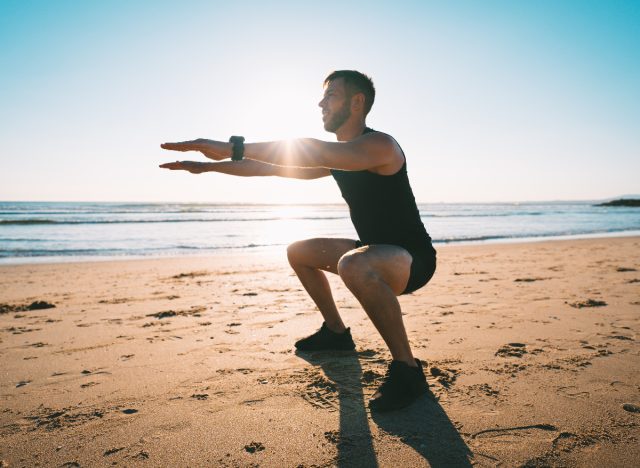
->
<box><xmin>294</xmin><ymin>322</ymin><xmax>356</xmax><ymax>351</ymax></box>
<box><xmin>369</xmin><ymin>359</ymin><xmax>433</xmax><ymax>412</ymax></box>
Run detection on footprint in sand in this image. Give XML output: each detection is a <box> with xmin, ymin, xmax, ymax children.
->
<box><xmin>299</xmin><ymin>371</ymin><xmax>341</xmax><ymax>412</ymax></box>
<box><xmin>146</xmin><ymin>306</ymin><xmax>207</xmax><ymax>319</ymax></box>
<box><xmin>607</xmin><ymin>334</ymin><xmax>634</xmax><ymax>341</ymax></box>
<box><xmin>429</xmin><ymin>365</ymin><xmax>459</xmax><ymax>388</ymax></box>
<box><xmin>129</xmin><ymin>450</ymin><xmax>149</xmax><ymax>461</ymax></box>
<box><xmin>26</xmin><ymin>407</ymin><xmax>105</xmax><ymax>431</ymax></box>
<box><xmin>0</xmin><ymin>301</ymin><xmax>55</xmax><ymax>314</ymax></box>
<box><xmin>467</xmin><ymin>383</ymin><xmax>500</xmax><ymax>397</ymax></box>
<box><xmin>171</xmin><ymin>271</ymin><xmax>210</xmax><ymax>279</ymax></box>
<box><xmin>567</xmin><ymin>299</ymin><xmax>607</xmax><ymax>309</ymax></box>
<box><xmin>98</xmin><ymin>298</ymin><xmax>131</xmax><ymax>304</ymax></box>
<box><xmin>484</xmin><ymin>362</ymin><xmax>530</xmax><ymax>377</ymax></box>
<box><xmin>557</xmin><ymin>386</ymin><xmax>590</xmax><ymax>399</ymax></box>
<box><xmin>80</xmin><ymin>382</ymin><xmax>99</xmax><ymax>388</ymax></box>
<box><xmin>5</xmin><ymin>326</ymin><xmax>41</xmax><ymax>335</ymax></box>
<box><xmin>244</xmin><ymin>441</ymin><xmax>265</xmax><ymax>453</ymax></box>
<box><xmin>495</xmin><ymin>343</ymin><xmax>528</xmax><ymax>358</ymax></box>
<box><xmin>324</xmin><ymin>430</ymin><xmax>341</xmax><ymax>444</ymax></box>
<box><xmin>361</xmin><ymin>369</ymin><xmax>382</xmax><ymax>384</ymax></box>
<box><xmin>622</xmin><ymin>403</ymin><xmax>640</xmax><ymax>413</ymax></box>
<box><xmin>103</xmin><ymin>447</ymin><xmax>125</xmax><ymax>456</ymax></box>
<box><xmin>25</xmin><ymin>342</ymin><xmax>48</xmax><ymax>348</ymax></box>
<box><xmin>472</xmin><ymin>423</ymin><xmax>557</xmax><ymax>439</ymax></box>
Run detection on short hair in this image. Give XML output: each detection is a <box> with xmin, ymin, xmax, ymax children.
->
<box><xmin>324</xmin><ymin>70</ymin><xmax>375</xmax><ymax>116</ymax></box>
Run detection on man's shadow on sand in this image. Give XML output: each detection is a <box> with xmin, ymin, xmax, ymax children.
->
<box><xmin>296</xmin><ymin>350</ymin><xmax>472</xmax><ymax>468</ymax></box>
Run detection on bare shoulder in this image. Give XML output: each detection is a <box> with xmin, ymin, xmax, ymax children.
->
<box><xmin>358</xmin><ymin>132</ymin><xmax>402</xmax><ymax>155</ymax></box>
<box><xmin>356</xmin><ymin>131</ymin><xmax>404</xmax><ymax>173</ymax></box>
<box><xmin>358</xmin><ymin>131</ymin><xmax>397</xmax><ymax>145</ymax></box>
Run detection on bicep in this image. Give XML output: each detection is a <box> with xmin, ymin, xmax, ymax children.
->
<box><xmin>322</xmin><ymin>134</ymin><xmax>403</xmax><ymax>172</ymax></box>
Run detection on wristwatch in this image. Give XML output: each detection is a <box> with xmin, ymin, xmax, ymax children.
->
<box><xmin>229</xmin><ymin>136</ymin><xmax>245</xmax><ymax>161</ymax></box>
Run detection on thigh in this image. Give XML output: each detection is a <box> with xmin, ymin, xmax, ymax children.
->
<box><xmin>402</xmin><ymin>251</ymin><xmax>436</xmax><ymax>295</ymax></box>
<box><xmin>287</xmin><ymin>238</ymin><xmax>358</xmax><ymax>274</ymax></box>
<box><xmin>338</xmin><ymin>244</ymin><xmax>413</xmax><ymax>296</ymax></box>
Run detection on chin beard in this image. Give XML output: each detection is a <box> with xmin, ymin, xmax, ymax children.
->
<box><xmin>323</xmin><ymin>103</ymin><xmax>351</xmax><ymax>132</ymax></box>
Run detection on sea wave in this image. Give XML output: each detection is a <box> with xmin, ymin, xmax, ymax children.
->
<box><xmin>0</xmin><ymin>216</ymin><xmax>348</xmax><ymax>225</ymax></box>
<box><xmin>0</xmin><ymin>242</ymin><xmax>276</xmax><ymax>257</ymax></box>
<box><xmin>1</xmin><ymin>201</ymin><xmax>639</xmax><ymax>262</ymax></box>
<box><xmin>0</xmin><ymin>210</ymin><xmax>593</xmax><ymax>226</ymax></box>
<box><xmin>436</xmin><ymin>227</ymin><xmax>640</xmax><ymax>243</ymax></box>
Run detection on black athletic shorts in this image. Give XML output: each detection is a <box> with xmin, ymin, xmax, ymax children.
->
<box><xmin>354</xmin><ymin>240</ymin><xmax>437</xmax><ymax>295</ymax></box>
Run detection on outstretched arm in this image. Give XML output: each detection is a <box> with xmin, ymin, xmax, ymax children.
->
<box><xmin>159</xmin><ymin>159</ymin><xmax>330</xmax><ymax>180</ymax></box>
<box><xmin>245</xmin><ymin>133</ymin><xmax>402</xmax><ymax>171</ymax></box>
<box><xmin>160</xmin><ymin>132</ymin><xmax>403</xmax><ymax>172</ymax></box>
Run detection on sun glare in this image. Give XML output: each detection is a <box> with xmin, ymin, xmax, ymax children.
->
<box><xmin>260</xmin><ymin>205</ymin><xmax>313</xmax><ymax>246</ymax></box>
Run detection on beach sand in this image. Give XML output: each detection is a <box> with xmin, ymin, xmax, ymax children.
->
<box><xmin>1</xmin><ymin>236</ymin><xmax>639</xmax><ymax>467</ymax></box>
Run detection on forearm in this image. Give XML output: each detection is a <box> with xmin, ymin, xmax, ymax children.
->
<box><xmin>202</xmin><ymin>160</ymin><xmax>329</xmax><ymax>179</ymax></box>
<box><xmin>201</xmin><ymin>160</ymin><xmax>273</xmax><ymax>177</ymax></box>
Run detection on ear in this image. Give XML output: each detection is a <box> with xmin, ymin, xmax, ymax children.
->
<box><xmin>351</xmin><ymin>93</ymin><xmax>365</xmax><ymax>113</ymax></box>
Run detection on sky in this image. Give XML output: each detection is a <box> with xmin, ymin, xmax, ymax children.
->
<box><xmin>0</xmin><ymin>0</ymin><xmax>638</xmax><ymax>204</ymax></box>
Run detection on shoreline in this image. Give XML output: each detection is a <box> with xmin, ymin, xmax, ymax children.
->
<box><xmin>2</xmin><ymin>230</ymin><xmax>640</xmax><ymax>266</ymax></box>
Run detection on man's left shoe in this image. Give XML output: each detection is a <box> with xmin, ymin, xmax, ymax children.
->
<box><xmin>369</xmin><ymin>358</ymin><xmax>434</xmax><ymax>412</ymax></box>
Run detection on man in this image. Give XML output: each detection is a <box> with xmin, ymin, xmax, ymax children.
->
<box><xmin>160</xmin><ymin>70</ymin><xmax>437</xmax><ymax>412</ymax></box>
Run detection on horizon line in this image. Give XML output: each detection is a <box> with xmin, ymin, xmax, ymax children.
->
<box><xmin>1</xmin><ymin>196</ymin><xmax>639</xmax><ymax>205</ymax></box>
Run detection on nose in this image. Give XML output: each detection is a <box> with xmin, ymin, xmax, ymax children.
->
<box><xmin>318</xmin><ymin>97</ymin><xmax>325</xmax><ymax>108</ymax></box>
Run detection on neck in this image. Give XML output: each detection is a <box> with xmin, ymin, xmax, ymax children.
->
<box><xmin>335</xmin><ymin>119</ymin><xmax>366</xmax><ymax>142</ymax></box>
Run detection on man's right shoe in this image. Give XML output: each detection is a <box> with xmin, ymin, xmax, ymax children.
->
<box><xmin>368</xmin><ymin>359</ymin><xmax>433</xmax><ymax>412</ymax></box>
<box><xmin>294</xmin><ymin>322</ymin><xmax>356</xmax><ymax>351</ymax></box>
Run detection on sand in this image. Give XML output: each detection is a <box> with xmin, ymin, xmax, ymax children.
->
<box><xmin>0</xmin><ymin>236</ymin><xmax>639</xmax><ymax>467</ymax></box>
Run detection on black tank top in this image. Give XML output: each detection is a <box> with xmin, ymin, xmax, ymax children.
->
<box><xmin>330</xmin><ymin>127</ymin><xmax>434</xmax><ymax>254</ymax></box>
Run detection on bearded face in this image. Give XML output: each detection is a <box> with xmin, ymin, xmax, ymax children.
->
<box><xmin>323</xmin><ymin>96</ymin><xmax>352</xmax><ymax>133</ymax></box>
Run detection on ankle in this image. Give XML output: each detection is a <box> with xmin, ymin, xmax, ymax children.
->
<box><xmin>394</xmin><ymin>357</ymin><xmax>418</xmax><ymax>368</ymax></box>
<box><xmin>326</xmin><ymin>322</ymin><xmax>347</xmax><ymax>334</ymax></box>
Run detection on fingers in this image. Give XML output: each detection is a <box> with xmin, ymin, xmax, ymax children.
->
<box><xmin>161</xmin><ymin>141</ymin><xmax>196</xmax><ymax>151</ymax></box>
<box><xmin>159</xmin><ymin>162</ymin><xmax>184</xmax><ymax>170</ymax></box>
<box><xmin>159</xmin><ymin>161</ymin><xmax>203</xmax><ymax>174</ymax></box>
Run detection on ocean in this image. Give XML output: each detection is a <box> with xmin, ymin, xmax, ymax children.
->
<box><xmin>1</xmin><ymin>201</ymin><xmax>639</xmax><ymax>264</ymax></box>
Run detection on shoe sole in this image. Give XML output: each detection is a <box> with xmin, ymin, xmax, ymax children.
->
<box><xmin>294</xmin><ymin>347</ymin><xmax>356</xmax><ymax>355</ymax></box>
<box><xmin>368</xmin><ymin>388</ymin><xmax>434</xmax><ymax>412</ymax></box>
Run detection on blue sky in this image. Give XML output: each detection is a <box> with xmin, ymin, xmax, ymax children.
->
<box><xmin>0</xmin><ymin>0</ymin><xmax>638</xmax><ymax>203</ymax></box>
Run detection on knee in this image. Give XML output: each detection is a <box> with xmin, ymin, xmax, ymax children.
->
<box><xmin>286</xmin><ymin>239</ymin><xmax>310</xmax><ymax>267</ymax></box>
<box><xmin>337</xmin><ymin>252</ymin><xmax>376</xmax><ymax>288</ymax></box>
<box><xmin>286</xmin><ymin>241</ymin><xmax>302</xmax><ymax>266</ymax></box>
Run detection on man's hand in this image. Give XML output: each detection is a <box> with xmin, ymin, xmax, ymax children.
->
<box><xmin>159</xmin><ymin>161</ymin><xmax>209</xmax><ymax>174</ymax></box>
<box><xmin>161</xmin><ymin>139</ymin><xmax>229</xmax><ymax>161</ymax></box>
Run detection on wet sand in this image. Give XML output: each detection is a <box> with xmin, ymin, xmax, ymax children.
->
<box><xmin>1</xmin><ymin>236</ymin><xmax>639</xmax><ymax>467</ymax></box>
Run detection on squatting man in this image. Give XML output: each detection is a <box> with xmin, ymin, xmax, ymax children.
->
<box><xmin>160</xmin><ymin>70</ymin><xmax>437</xmax><ymax>412</ymax></box>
